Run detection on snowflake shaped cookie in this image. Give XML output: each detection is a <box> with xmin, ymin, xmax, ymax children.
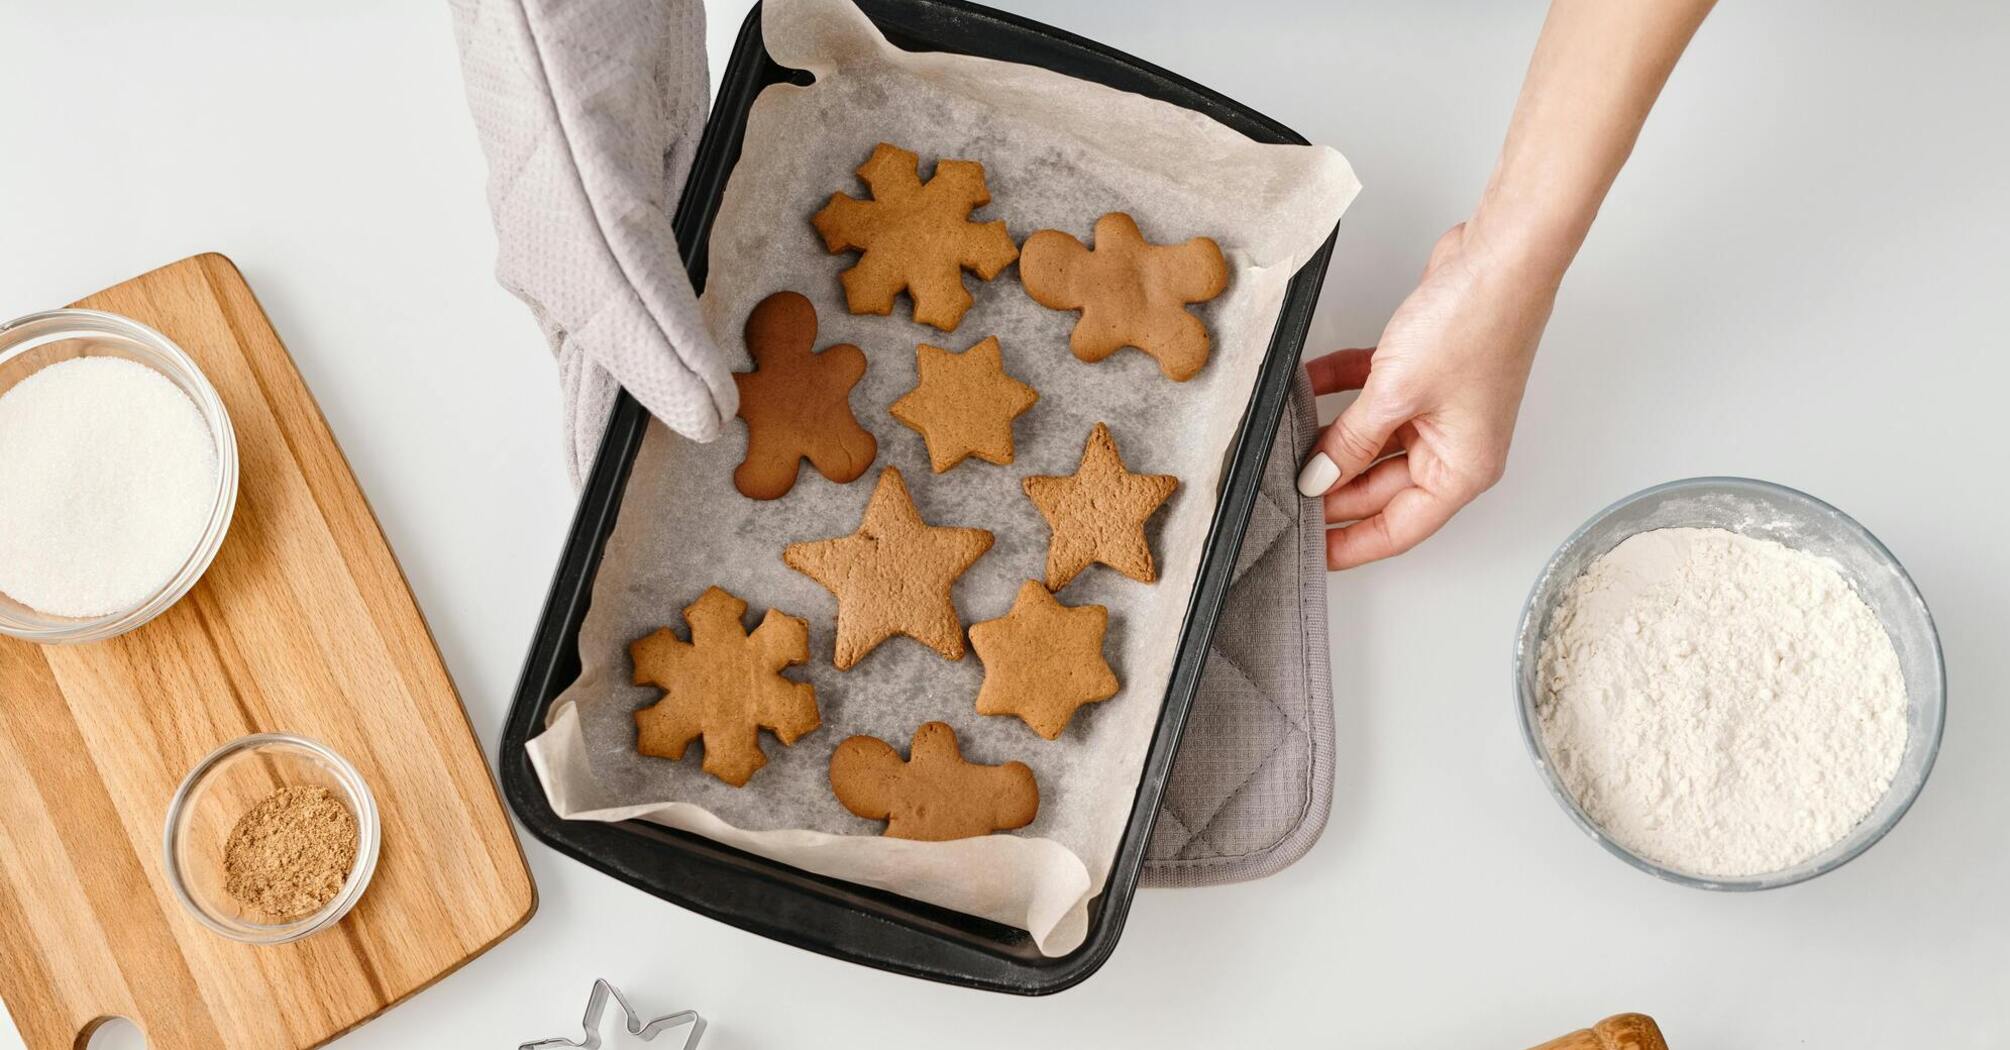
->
<box><xmin>811</xmin><ymin>142</ymin><xmax>1019</xmax><ymax>331</ymax></box>
<box><xmin>630</xmin><ymin>586</ymin><xmax>820</xmax><ymax>786</ymax></box>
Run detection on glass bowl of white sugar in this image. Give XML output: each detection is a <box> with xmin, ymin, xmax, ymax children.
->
<box><xmin>0</xmin><ymin>309</ymin><xmax>238</xmax><ymax>644</ymax></box>
<box><xmin>1513</xmin><ymin>477</ymin><xmax>1943</xmax><ymax>890</ymax></box>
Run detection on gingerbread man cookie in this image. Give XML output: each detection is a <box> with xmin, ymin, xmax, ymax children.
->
<box><xmin>630</xmin><ymin>586</ymin><xmax>820</xmax><ymax>787</ymax></box>
<box><xmin>733</xmin><ymin>291</ymin><xmax>877</xmax><ymax>500</ymax></box>
<box><xmin>828</xmin><ymin>721</ymin><xmax>1039</xmax><ymax>840</ymax></box>
<box><xmin>969</xmin><ymin>581</ymin><xmax>1120</xmax><ymax>740</ymax></box>
<box><xmin>1018</xmin><ymin>212</ymin><xmax>1228</xmax><ymax>381</ymax></box>
<box><xmin>1022</xmin><ymin>422</ymin><xmax>1179</xmax><ymax>590</ymax></box>
<box><xmin>783</xmin><ymin>466</ymin><xmax>993</xmax><ymax>669</ymax></box>
<box><xmin>888</xmin><ymin>336</ymin><xmax>1039</xmax><ymax>472</ymax></box>
<box><xmin>811</xmin><ymin>142</ymin><xmax>1020</xmax><ymax>332</ymax></box>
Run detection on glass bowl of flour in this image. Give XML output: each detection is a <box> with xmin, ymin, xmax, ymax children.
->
<box><xmin>1514</xmin><ymin>477</ymin><xmax>1943</xmax><ymax>889</ymax></box>
<box><xmin>0</xmin><ymin>309</ymin><xmax>239</xmax><ymax>643</ymax></box>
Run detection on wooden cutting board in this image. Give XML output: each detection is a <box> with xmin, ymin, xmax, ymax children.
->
<box><xmin>0</xmin><ymin>255</ymin><xmax>536</xmax><ymax>1049</ymax></box>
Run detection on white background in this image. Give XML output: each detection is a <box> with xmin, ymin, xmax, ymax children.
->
<box><xmin>3</xmin><ymin>1</ymin><xmax>2006</xmax><ymax>1046</ymax></box>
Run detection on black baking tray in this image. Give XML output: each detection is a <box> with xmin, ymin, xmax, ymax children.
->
<box><xmin>500</xmin><ymin>0</ymin><xmax>1338</xmax><ymax>995</ymax></box>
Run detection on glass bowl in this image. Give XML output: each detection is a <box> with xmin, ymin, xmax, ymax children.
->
<box><xmin>1512</xmin><ymin>477</ymin><xmax>1944</xmax><ymax>890</ymax></box>
<box><xmin>0</xmin><ymin>308</ymin><xmax>239</xmax><ymax>644</ymax></box>
<box><xmin>163</xmin><ymin>733</ymin><xmax>380</xmax><ymax>943</ymax></box>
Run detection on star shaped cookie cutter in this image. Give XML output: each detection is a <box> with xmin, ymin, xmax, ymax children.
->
<box><xmin>520</xmin><ymin>979</ymin><xmax>706</xmax><ymax>1050</ymax></box>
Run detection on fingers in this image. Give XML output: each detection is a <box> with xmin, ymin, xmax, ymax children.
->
<box><xmin>1297</xmin><ymin>386</ymin><xmax>1410</xmax><ymax>497</ymax></box>
<box><xmin>1325</xmin><ymin>485</ymin><xmax>1462</xmax><ymax>570</ymax></box>
<box><xmin>1304</xmin><ymin>347</ymin><xmax>1375</xmax><ymax>395</ymax></box>
<box><xmin>1322</xmin><ymin>456</ymin><xmax>1412</xmax><ymax>523</ymax></box>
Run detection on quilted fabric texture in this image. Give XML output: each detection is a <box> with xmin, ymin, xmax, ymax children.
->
<box><xmin>1143</xmin><ymin>372</ymin><xmax>1334</xmax><ymax>886</ymax></box>
<box><xmin>451</xmin><ymin>0</ymin><xmax>735</xmax><ymax>481</ymax></box>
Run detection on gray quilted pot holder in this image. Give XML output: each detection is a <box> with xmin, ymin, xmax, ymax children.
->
<box><xmin>1143</xmin><ymin>371</ymin><xmax>1334</xmax><ymax>887</ymax></box>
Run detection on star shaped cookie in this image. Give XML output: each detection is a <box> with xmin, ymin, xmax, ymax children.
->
<box><xmin>783</xmin><ymin>466</ymin><xmax>994</xmax><ymax>669</ymax></box>
<box><xmin>1022</xmin><ymin>422</ymin><xmax>1179</xmax><ymax>590</ymax></box>
<box><xmin>969</xmin><ymin>581</ymin><xmax>1120</xmax><ymax>739</ymax></box>
<box><xmin>811</xmin><ymin>142</ymin><xmax>1020</xmax><ymax>331</ymax></box>
<box><xmin>888</xmin><ymin>336</ymin><xmax>1039</xmax><ymax>472</ymax></box>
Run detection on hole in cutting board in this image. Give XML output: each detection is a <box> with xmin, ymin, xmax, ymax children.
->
<box><xmin>77</xmin><ymin>1017</ymin><xmax>146</xmax><ymax>1050</ymax></box>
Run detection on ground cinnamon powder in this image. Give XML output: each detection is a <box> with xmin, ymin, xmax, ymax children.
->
<box><xmin>222</xmin><ymin>785</ymin><xmax>358</xmax><ymax>921</ymax></box>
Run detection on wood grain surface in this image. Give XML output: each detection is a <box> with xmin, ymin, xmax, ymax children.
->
<box><xmin>0</xmin><ymin>255</ymin><xmax>536</xmax><ymax>1049</ymax></box>
<box><xmin>1527</xmin><ymin>1014</ymin><xmax>1670</xmax><ymax>1050</ymax></box>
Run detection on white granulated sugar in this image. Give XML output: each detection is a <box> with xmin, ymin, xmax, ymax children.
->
<box><xmin>1535</xmin><ymin>527</ymin><xmax>1908</xmax><ymax>877</ymax></box>
<box><xmin>0</xmin><ymin>357</ymin><xmax>218</xmax><ymax>618</ymax></box>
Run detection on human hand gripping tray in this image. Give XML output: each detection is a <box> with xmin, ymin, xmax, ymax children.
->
<box><xmin>505</xmin><ymin>0</ymin><xmax>1356</xmax><ymax>989</ymax></box>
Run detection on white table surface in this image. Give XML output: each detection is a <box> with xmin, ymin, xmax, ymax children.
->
<box><xmin>4</xmin><ymin>1</ymin><xmax>2007</xmax><ymax>1046</ymax></box>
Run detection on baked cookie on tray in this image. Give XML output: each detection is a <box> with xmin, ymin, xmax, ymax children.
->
<box><xmin>829</xmin><ymin>721</ymin><xmax>1039</xmax><ymax>841</ymax></box>
<box><xmin>732</xmin><ymin>291</ymin><xmax>877</xmax><ymax>500</ymax></box>
<box><xmin>630</xmin><ymin>586</ymin><xmax>820</xmax><ymax>787</ymax></box>
<box><xmin>1019</xmin><ymin>211</ymin><xmax>1228</xmax><ymax>381</ymax></box>
<box><xmin>970</xmin><ymin>581</ymin><xmax>1120</xmax><ymax>740</ymax></box>
<box><xmin>889</xmin><ymin>335</ymin><xmax>1039</xmax><ymax>472</ymax></box>
<box><xmin>811</xmin><ymin>142</ymin><xmax>1019</xmax><ymax>332</ymax></box>
<box><xmin>783</xmin><ymin>466</ymin><xmax>993</xmax><ymax>669</ymax></box>
<box><xmin>1023</xmin><ymin>422</ymin><xmax>1180</xmax><ymax>590</ymax></box>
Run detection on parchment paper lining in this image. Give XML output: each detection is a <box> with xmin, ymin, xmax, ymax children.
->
<box><xmin>526</xmin><ymin>0</ymin><xmax>1357</xmax><ymax>956</ymax></box>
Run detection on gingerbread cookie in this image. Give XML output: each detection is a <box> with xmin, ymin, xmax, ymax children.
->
<box><xmin>811</xmin><ymin>143</ymin><xmax>1019</xmax><ymax>332</ymax></box>
<box><xmin>630</xmin><ymin>586</ymin><xmax>820</xmax><ymax>787</ymax></box>
<box><xmin>1023</xmin><ymin>422</ymin><xmax>1179</xmax><ymax>590</ymax></box>
<box><xmin>888</xmin><ymin>336</ymin><xmax>1039</xmax><ymax>472</ymax></box>
<box><xmin>1018</xmin><ymin>212</ymin><xmax>1228</xmax><ymax>382</ymax></box>
<box><xmin>733</xmin><ymin>291</ymin><xmax>877</xmax><ymax>500</ymax></box>
<box><xmin>969</xmin><ymin>581</ymin><xmax>1120</xmax><ymax>739</ymax></box>
<box><xmin>783</xmin><ymin>466</ymin><xmax>993</xmax><ymax>669</ymax></box>
<box><xmin>828</xmin><ymin>721</ymin><xmax>1039</xmax><ymax>840</ymax></box>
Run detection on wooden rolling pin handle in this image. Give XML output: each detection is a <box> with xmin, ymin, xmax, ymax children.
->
<box><xmin>1527</xmin><ymin>1013</ymin><xmax>1669</xmax><ymax>1050</ymax></box>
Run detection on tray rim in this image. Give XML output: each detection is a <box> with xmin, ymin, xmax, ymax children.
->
<box><xmin>499</xmin><ymin>0</ymin><xmax>1339</xmax><ymax>995</ymax></box>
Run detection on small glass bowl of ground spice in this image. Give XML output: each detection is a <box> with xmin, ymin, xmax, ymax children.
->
<box><xmin>164</xmin><ymin>733</ymin><xmax>380</xmax><ymax>943</ymax></box>
<box><xmin>0</xmin><ymin>308</ymin><xmax>239</xmax><ymax>644</ymax></box>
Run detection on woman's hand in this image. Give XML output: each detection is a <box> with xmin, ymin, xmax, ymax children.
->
<box><xmin>1298</xmin><ymin>0</ymin><xmax>1717</xmax><ymax>570</ymax></box>
<box><xmin>1298</xmin><ymin>218</ymin><xmax>1560</xmax><ymax>569</ymax></box>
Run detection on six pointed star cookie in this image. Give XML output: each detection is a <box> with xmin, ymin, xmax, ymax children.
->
<box><xmin>969</xmin><ymin>581</ymin><xmax>1120</xmax><ymax>739</ymax></box>
<box><xmin>1023</xmin><ymin>422</ymin><xmax>1179</xmax><ymax>590</ymax></box>
<box><xmin>811</xmin><ymin>142</ymin><xmax>1020</xmax><ymax>332</ymax></box>
<box><xmin>783</xmin><ymin>466</ymin><xmax>994</xmax><ymax>669</ymax></box>
<box><xmin>1019</xmin><ymin>211</ymin><xmax>1229</xmax><ymax>381</ymax></box>
<box><xmin>889</xmin><ymin>336</ymin><xmax>1039</xmax><ymax>472</ymax></box>
<box><xmin>630</xmin><ymin>586</ymin><xmax>820</xmax><ymax>787</ymax></box>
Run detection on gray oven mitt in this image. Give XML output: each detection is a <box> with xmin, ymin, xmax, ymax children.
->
<box><xmin>449</xmin><ymin>0</ymin><xmax>1336</xmax><ymax>886</ymax></box>
<box><xmin>449</xmin><ymin>0</ymin><xmax>734</xmax><ymax>482</ymax></box>
<box><xmin>1142</xmin><ymin>372</ymin><xmax>1335</xmax><ymax>886</ymax></box>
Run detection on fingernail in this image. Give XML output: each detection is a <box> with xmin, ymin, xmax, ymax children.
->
<box><xmin>1296</xmin><ymin>452</ymin><xmax>1341</xmax><ymax>497</ymax></box>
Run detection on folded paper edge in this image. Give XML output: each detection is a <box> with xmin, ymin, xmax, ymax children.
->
<box><xmin>526</xmin><ymin>703</ymin><xmax>1097</xmax><ymax>955</ymax></box>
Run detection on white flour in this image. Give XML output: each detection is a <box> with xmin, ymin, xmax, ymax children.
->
<box><xmin>1535</xmin><ymin>527</ymin><xmax>1908</xmax><ymax>877</ymax></box>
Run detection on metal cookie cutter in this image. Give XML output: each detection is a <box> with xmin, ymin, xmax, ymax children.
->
<box><xmin>522</xmin><ymin>979</ymin><xmax>706</xmax><ymax>1050</ymax></box>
